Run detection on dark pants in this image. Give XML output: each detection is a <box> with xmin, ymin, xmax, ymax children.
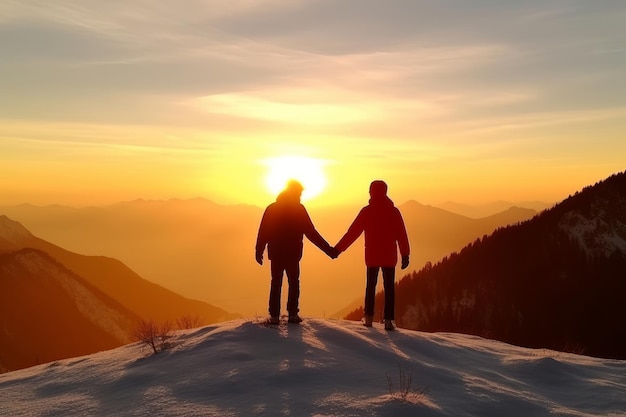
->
<box><xmin>365</xmin><ymin>266</ymin><xmax>395</xmax><ymax>320</ymax></box>
<box><xmin>269</xmin><ymin>259</ymin><xmax>300</xmax><ymax>317</ymax></box>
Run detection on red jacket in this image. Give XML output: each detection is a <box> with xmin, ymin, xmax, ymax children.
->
<box><xmin>336</xmin><ymin>196</ymin><xmax>409</xmax><ymax>267</ymax></box>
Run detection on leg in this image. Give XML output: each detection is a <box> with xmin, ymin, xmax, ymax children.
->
<box><xmin>269</xmin><ymin>261</ymin><xmax>285</xmax><ymax>317</ymax></box>
<box><xmin>285</xmin><ymin>260</ymin><xmax>301</xmax><ymax>316</ymax></box>
<box><xmin>381</xmin><ymin>267</ymin><xmax>396</xmax><ymax>320</ymax></box>
<box><xmin>365</xmin><ymin>267</ymin><xmax>380</xmax><ymax>317</ymax></box>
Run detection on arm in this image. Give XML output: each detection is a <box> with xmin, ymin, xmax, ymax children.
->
<box><xmin>255</xmin><ymin>207</ymin><xmax>271</xmax><ymax>265</ymax></box>
<box><xmin>335</xmin><ymin>208</ymin><xmax>366</xmax><ymax>253</ymax></box>
<box><xmin>396</xmin><ymin>209</ymin><xmax>410</xmax><ymax>269</ymax></box>
<box><xmin>301</xmin><ymin>207</ymin><xmax>335</xmax><ymax>256</ymax></box>
<box><xmin>396</xmin><ymin>209</ymin><xmax>410</xmax><ymax>257</ymax></box>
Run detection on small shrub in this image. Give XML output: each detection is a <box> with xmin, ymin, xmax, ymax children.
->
<box><xmin>386</xmin><ymin>364</ymin><xmax>429</xmax><ymax>403</ymax></box>
<box><xmin>134</xmin><ymin>319</ymin><xmax>174</xmax><ymax>354</ymax></box>
<box><xmin>176</xmin><ymin>314</ymin><xmax>203</xmax><ymax>330</ymax></box>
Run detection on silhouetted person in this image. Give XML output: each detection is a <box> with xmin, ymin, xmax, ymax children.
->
<box><xmin>256</xmin><ymin>180</ymin><xmax>338</xmax><ymax>324</ymax></box>
<box><xmin>334</xmin><ymin>180</ymin><xmax>409</xmax><ymax>330</ymax></box>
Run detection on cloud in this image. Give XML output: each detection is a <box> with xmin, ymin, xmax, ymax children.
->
<box><xmin>194</xmin><ymin>85</ymin><xmax>447</xmax><ymax>126</ymax></box>
<box><xmin>1</xmin><ymin>0</ymin><xmax>625</xmax><ymax>136</ymax></box>
<box><xmin>451</xmin><ymin>106</ymin><xmax>626</xmax><ymax>136</ymax></box>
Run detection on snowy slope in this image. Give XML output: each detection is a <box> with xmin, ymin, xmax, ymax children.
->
<box><xmin>1</xmin><ymin>318</ymin><xmax>624</xmax><ymax>417</ymax></box>
<box><xmin>559</xmin><ymin>209</ymin><xmax>626</xmax><ymax>258</ymax></box>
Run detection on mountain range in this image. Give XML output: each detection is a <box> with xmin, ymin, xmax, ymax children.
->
<box><xmin>0</xmin><ymin>199</ymin><xmax>539</xmax><ymax>318</ymax></box>
<box><xmin>346</xmin><ymin>170</ymin><xmax>626</xmax><ymax>359</ymax></box>
<box><xmin>1</xmin><ymin>172</ymin><xmax>623</xmax><ymax>373</ymax></box>
<box><xmin>436</xmin><ymin>200</ymin><xmax>551</xmax><ymax>218</ymax></box>
<box><xmin>0</xmin><ymin>215</ymin><xmax>233</xmax><ymax>373</ymax></box>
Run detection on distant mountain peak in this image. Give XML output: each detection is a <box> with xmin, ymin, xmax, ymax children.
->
<box><xmin>0</xmin><ymin>215</ymin><xmax>33</xmax><ymax>244</ymax></box>
<box><xmin>402</xmin><ymin>199</ymin><xmax>425</xmax><ymax>206</ymax></box>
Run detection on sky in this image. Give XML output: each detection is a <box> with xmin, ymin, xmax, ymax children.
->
<box><xmin>1</xmin><ymin>1</ymin><xmax>625</xmax><ymax>208</ymax></box>
<box><xmin>1</xmin><ymin>318</ymin><xmax>625</xmax><ymax>416</ymax></box>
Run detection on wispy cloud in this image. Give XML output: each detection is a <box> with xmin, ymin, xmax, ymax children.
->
<box><xmin>3</xmin><ymin>1</ymin><xmax>622</xmax><ymax>123</ymax></box>
<box><xmin>1</xmin><ymin>0</ymin><xmax>625</xmax><ymax>205</ymax></box>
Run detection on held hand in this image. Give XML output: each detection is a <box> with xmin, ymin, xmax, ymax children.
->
<box><xmin>401</xmin><ymin>255</ymin><xmax>409</xmax><ymax>270</ymax></box>
<box><xmin>255</xmin><ymin>251</ymin><xmax>263</xmax><ymax>265</ymax></box>
<box><xmin>327</xmin><ymin>246</ymin><xmax>340</xmax><ymax>259</ymax></box>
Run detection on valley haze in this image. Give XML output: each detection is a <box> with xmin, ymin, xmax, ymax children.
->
<box><xmin>0</xmin><ymin>199</ymin><xmax>544</xmax><ymax>318</ymax></box>
<box><xmin>2</xmin><ymin>170</ymin><xmax>624</xmax><ymax>376</ymax></box>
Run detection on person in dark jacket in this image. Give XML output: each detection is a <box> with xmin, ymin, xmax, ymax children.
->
<box><xmin>334</xmin><ymin>180</ymin><xmax>410</xmax><ymax>330</ymax></box>
<box><xmin>256</xmin><ymin>180</ymin><xmax>338</xmax><ymax>324</ymax></box>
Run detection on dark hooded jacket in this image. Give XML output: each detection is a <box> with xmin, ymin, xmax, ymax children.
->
<box><xmin>256</xmin><ymin>190</ymin><xmax>332</xmax><ymax>262</ymax></box>
<box><xmin>335</xmin><ymin>186</ymin><xmax>410</xmax><ymax>267</ymax></box>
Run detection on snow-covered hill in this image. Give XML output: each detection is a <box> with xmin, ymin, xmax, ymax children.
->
<box><xmin>1</xmin><ymin>318</ymin><xmax>624</xmax><ymax>416</ymax></box>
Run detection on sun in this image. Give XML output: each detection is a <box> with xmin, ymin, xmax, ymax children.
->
<box><xmin>264</xmin><ymin>156</ymin><xmax>327</xmax><ymax>201</ymax></box>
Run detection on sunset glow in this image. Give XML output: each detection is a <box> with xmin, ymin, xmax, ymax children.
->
<box><xmin>2</xmin><ymin>1</ymin><xmax>626</xmax><ymax>374</ymax></box>
<box><xmin>265</xmin><ymin>156</ymin><xmax>326</xmax><ymax>201</ymax></box>
<box><xmin>0</xmin><ymin>2</ymin><xmax>624</xmax><ymax>208</ymax></box>
<box><xmin>264</xmin><ymin>156</ymin><xmax>327</xmax><ymax>201</ymax></box>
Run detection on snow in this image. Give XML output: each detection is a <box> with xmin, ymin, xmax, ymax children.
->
<box><xmin>559</xmin><ymin>211</ymin><xmax>626</xmax><ymax>258</ymax></box>
<box><xmin>0</xmin><ymin>318</ymin><xmax>624</xmax><ymax>417</ymax></box>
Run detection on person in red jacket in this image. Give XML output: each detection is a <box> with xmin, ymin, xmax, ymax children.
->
<box><xmin>256</xmin><ymin>180</ymin><xmax>338</xmax><ymax>324</ymax></box>
<box><xmin>334</xmin><ymin>180</ymin><xmax>410</xmax><ymax>330</ymax></box>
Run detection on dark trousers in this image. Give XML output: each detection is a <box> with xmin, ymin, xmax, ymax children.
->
<box><xmin>365</xmin><ymin>266</ymin><xmax>395</xmax><ymax>320</ymax></box>
<box><xmin>269</xmin><ymin>259</ymin><xmax>300</xmax><ymax>317</ymax></box>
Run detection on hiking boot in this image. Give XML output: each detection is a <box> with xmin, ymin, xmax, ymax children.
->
<box><xmin>384</xmin><ymin>319</ymin><xmax>395</xmax><ymax>331</ymax></box>
<box><xmin>363</xmin><ymin>315</ymin><xmax>373</xmax><ymax>327</ymax></box>
<box><xmin>268</xmin><ymin>316</ymin><xmax>280</xmax><ymax>325</ymax></box>
<box><xmin>288</xmin><ymin>314</ymin><xmax>303</xmax><ymax>324</ymax></box>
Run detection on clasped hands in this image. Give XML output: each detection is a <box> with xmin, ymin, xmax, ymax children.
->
<box><xmin>325</xmin><ymin>246</ymin><xmax>340</xmax><ymax>259</ymax></box>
